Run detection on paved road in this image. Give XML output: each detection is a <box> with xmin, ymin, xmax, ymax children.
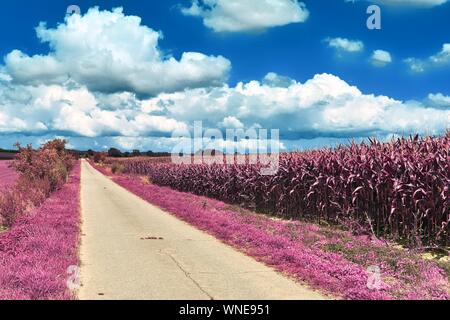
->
<box><xmin>79</xmin><ymin>160</ymin><xmax>325</xmax><ymax>300</ymax></box>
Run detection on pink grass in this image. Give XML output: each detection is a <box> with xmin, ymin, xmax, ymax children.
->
<box><xmin>92</xmin><ymin>162</ymin><xmax>449</xmax><ymax>300</ymax></box>
<box><xmin>0</xmin><ymin>161</ymin><xmax>19</xmax><ymax>189</ymax></box>
<box><xmin>0</xmin><ymin>162</ymin><xmax>81</xmax><ymax>300</ymax></box>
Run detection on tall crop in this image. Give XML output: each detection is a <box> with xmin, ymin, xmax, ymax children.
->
<box><xmin>119</xmin><ymin>134</ymin><xmax>450</xmax><ymax>247</ymax></box>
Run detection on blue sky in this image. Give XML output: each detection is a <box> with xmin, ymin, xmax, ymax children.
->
<box><xmin>0</xmin><ymin>0</ymin><xmax>449</xmax><ymax>151</ymax></box>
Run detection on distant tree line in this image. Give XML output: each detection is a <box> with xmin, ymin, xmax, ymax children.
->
<box><xmin>0</xmin><ymin>148</ymin><xmax>18</xmax><ymax>154</ymax></box>
<box><xmin>104</xmin><ymin>148</ymin><xmax>170</xmax><ymax>158</ymax></box>
<box><xmin>0</xmin><ymin>148</ymin><xmax>19</xmax><ymax>160</ymax></box>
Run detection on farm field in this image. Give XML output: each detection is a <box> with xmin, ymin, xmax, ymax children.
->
<box><xmin>0</xmin><ymin>161</ymin><xmax>18</xmax><ymax>189</ymax></box>
<box><xmin>110</xmin><ymin>135</ymin><xmax>450</xmax><ymax>247</ymax></box>
<box><xmin>90</xmin><ymin>159</ymin><xmax>450</xmax><ymax>300</ymax></box>
<box><xmin>0</xmin><ymin>152</ymin><xmax>16</xmax><ymax>160</ymax></box>
<box><xmin>92</xmin><ymin>134</ymin><xmax>450</xmax><ymax>299</ymax></box>
<box><xmin>91</xmin><ymin>135</ymin><xmax>450</xmax><ymax>300</ymax></box>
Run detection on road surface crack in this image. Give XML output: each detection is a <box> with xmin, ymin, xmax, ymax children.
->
<box><xmin>162</xmin><ymin>250</ymin><xmax>214</xmax><ymax>300</ymax></box>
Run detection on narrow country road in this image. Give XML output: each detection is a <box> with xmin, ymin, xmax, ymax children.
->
<box><xmin>79</xmin><ymin>160</ymin><xmax>325</xmax><ymax>300</ymax></box>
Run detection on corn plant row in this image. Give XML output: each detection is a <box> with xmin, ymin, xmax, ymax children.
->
<box><xmin>119</xmin><ymin>134</ymin><xmax>450</xmax><ymax>247</ymax></box>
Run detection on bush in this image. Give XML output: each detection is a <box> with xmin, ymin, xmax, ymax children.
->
<box><xmin>93</xmin><ymin>152</ymin><xmax>106</xmax><ymax>163</ymax></box>
<box><xmin>108</xmin><ymin>148</ymin><xmax>122</xmax><ymax>158</ymax></box>
<box><xmin>0</xmin><ymin>190</ymin><xmax>26</xmax><ymax>227</ymax></box>
<box><xmin>111</xmin><ymin>161</ymin><xmax>124</xmax><ymax>174</ymax></box>
<box><xmin>0</xmin><ymin>139</ymin><xmax>75</xmax><ymax>227</ymax></box>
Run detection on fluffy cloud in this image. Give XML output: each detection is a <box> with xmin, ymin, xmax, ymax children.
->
<box><xmin>4</xmin><ymin>7</ymin><xmax>230</xmax><ymax>96</ymax></box>
<box><xmin>325</xmin><ymin>37</ymin><xmax>364</xmax><ymax>53</ymax></box>
<box><xmin>427</xmin><ymin>93</ymin><xmax>450</xmax><ymax>108</ymax></box>
<box><xmin>0</xmin><ymin>79</ymin><xmax>187</xmax><ymax>138</ymax></box>
<box><xmin>371</xmin><ymin>50</ymin><xmax>392</xmax><ymax>67</ymax></box>
<box><xmin>0</xmin><ymin>72</ymin><xmax>448</xmax><ymax>150</ymax></box>
<box><xmin>180</xmin><ymin>0</ymin><xmax>309</xmax><ymax>32</ymax></box>
<box><xmin>405</xmin><ymin>43</ymin><xmax>450</xmax><ymax>72</ymax></box>
<box><xmin>145</xmin><ymin>73</ymin><xmax>449</xmax><ymax>139</ymax></box>
<box><xmin>219</xmin><ymin>116</ymin><xmax>245</xmax><ymax>129</ymax></box>
<box><xmin>430</xmin><ymin>44</ymin><xmax>450</xmax><ymax>63</ymax></box>
<box><xmin>110</xmin><ymin>136</ymin><xmax>285</xmax><ymax>154</ymax></box>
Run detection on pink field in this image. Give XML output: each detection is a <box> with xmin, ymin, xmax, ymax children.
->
<box><xmin>91</xmin><ymin>162</ymin><xmax>449</xmax><ymax>300</ymax></box>
<box><xmin>0</xmin><ymin>162</ymin><xmax>81</xmax><ymax>300</ymax></box>
<box><xmin>0</xmin><ymin>161</ymin><xmax>18</xmax><ymax>189</ymax></box>
<box><xmin>119</xmin><ymin>135</ymin><xmax>450</xmax><ymax>247</ymax></box>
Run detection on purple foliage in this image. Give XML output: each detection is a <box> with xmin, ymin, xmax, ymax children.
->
<box><xmin>0</xmin><ymin>139</ymin><xmax>75</xmax><ymax>227</ymax></box>
<box><xmin>0</xmin><ymin>161</ymin><xmax>18</xmax><ymax>189</ymax></box>
<box><xmin>119</xmin><ymin>135</ymin><xmax>450</xmax><ymax>247</ymax></box>
<box><xmin>92</xmin><ymin>163</ymin><xmax>449</xmax><ymax>300</ymax></box>
<box><xmin>0</xmin><ymin>163</ymin><xmax>81</xmax><ymax>300</ymax></box>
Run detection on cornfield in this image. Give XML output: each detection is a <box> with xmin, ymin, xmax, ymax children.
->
<box><xmin>119</xmin><ymin>134</ymin><xmax>450</xmax><ymax>246</ymax></box>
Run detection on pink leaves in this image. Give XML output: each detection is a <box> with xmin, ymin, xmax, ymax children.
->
<box><xmin>118</xmin><ymin>134</ymin><xmax>449</xmax><ymax>246</ymax></box>
<box><xmin>0</xmin><ymin>161</ymin><xmax>18</xmax><ymax>189</ymax></box>
<box><xmin>0</xmin><ymin>140</ymin><xmax>75</xmax><ymax>227</ymax></box>
<box><xmin>0</xmin><ymin>163</ymin><xmax>80</xmax><ymax>300</ymax></box>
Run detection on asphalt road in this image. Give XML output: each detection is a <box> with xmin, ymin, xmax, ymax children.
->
<box><xmin>78</xmin><ymin>160</ymin><xmax>325</xmax><ymax>300</ymax></box>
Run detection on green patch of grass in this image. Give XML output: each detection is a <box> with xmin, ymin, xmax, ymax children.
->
<box><xmin>323</xmin><ymin>239</ymin><xmax>421</xmax><ymax>276</ymax></box>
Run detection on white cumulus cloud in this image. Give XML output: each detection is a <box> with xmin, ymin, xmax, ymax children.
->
<box><xmin>325</xmin><ymin>37</ymin><xmax>364</xmax><ymax>53</ymax></box>
<box><xmin>427</xmin><ymin>93</ymin><xmax>450</xmax><ymax>108</ymax></box>
<box><xmin>405</xmin><ymin>43</ymin><xmax>450</xmax><ymax>72</ymax></box>
<box><xmin>4</xmin><ymin>7</ymin><xmax>231</xmax><ymax>96</ymax></box>
<box><xmin>0</xmin><ymin>79</ymin><xmax>187</xmax><ymax>138</ymax></box>
<box><xmin>180</xmin><ymin>0</ymin><xmax>309</xmax><ymax>32</ymax></box>
<box><xmin>145</xmin><ymin>73</ymin><xmax>449</xmax><ymax>139</ymax></box>
<box><xmin>0</xmin><ymin>72</ymin><xmax>448</xmax><ymax>150</ymax></box>
<box><xmin>220</xmin><ymin>116</ymin><xmax>245</xmax><ymax>129</ymax></box>
<box><xmin>371</xmin><ymin>50</ymin><xmax>392</xmax><ymax>67</ymax></box>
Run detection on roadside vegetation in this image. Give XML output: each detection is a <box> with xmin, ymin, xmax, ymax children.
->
<box><xmin>90</xmin><ymin>161</ymin><xmax>450</xmax><ymax>299</ymax></box>
<box><xmin>92</xmin><ymin>133</ymin><xmax>450</xmax><ymax>300</ymax></box>
<box><xmin>0</xmin><ymin>161</ymin><xmax>18</xmax><ymax>190</ymax></box>
<box><xmin>0</xmin><ymin>140</ymin><xmax>80</xmax><ymax>300</ymax></box>
<box><xmin>110</xmin><ymin>134</ymin><xmax>450</xmax><ymax>248</ymax></box>
<box><xmin>0</xmin><ymin>140</ymin><xmax>75</xmax><ymax>228</ymax></box>
<box><xmin>0</xmin><ymin>163</ymin><xmax>80</xmax><ymax>299</ymax></box>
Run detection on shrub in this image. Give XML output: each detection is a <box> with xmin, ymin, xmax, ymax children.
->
<box><xmin>0</xmin><ymin>139</ymin><xmax>75</xmax><ymax>227</ymax></box>
<box><xmin>111</xmin><ymin>161</ymin><xmax>124</xmax><ymax>174</ymax></box>
<box><xmin>0</xmin><ymin>190</ymin><xmax>26</xmax><ymax>227</ymax></box>
<box><xmin>93</xmin><ymin>152</ymin><xmax>106</xmax><ymax>163</ymax></box>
